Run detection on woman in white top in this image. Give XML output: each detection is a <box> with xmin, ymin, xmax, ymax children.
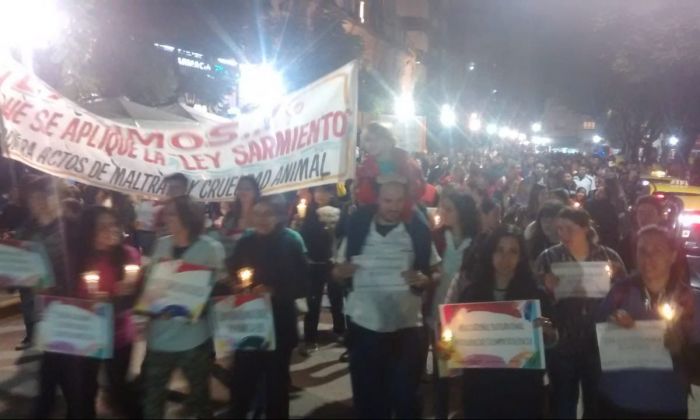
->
<box><xmin>428</xmin><ymin>190</ymin><xmax>480</xmax><ymax>419</ymax></box>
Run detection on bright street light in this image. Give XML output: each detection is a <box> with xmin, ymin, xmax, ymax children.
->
<box><xmin>468</xmin><ymin>113</ymin><xmax>482</xmax><ymax>132</ymax></box>
<box><xmin>394</xmin><ymin>93</ymin><xmax>415</xmax><ymax>121</ymax></box>
<box><xmin>592</xmin><ymin>134</ymin><xmax>603</xmax><ymax>144</ymax></box>
<box><xmin>0</xmin><ymin>0</ymin><xmax>67</xmax><ymax>51</ymax></box>
<box><xmin>486</xmin><ymin>123</ymin><xmax>498</xmax><ymax>135</ymax></box>
<box><xmin>440</xmin><ymin>105</ymin><xmax>457</xmax><ymax>127</ymax></box>
<box><xmin>239</xmin><ymin>63</ymin><xmax>286</xmax><ymax>109</ymax></box>
<box><xmin>531</xmin><ymin>122</ymin><xmax>542</xmax><ymax>133</ymax></box>
<box><xmin>669</xmin><ymin>136</ymin><xmax>680</xmax><ymax>146</ymax></box>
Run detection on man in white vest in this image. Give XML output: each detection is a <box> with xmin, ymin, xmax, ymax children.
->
<box><xmin>333</xmin><ymin>176</ymin><xmax>440</xmax><ymax>418</ymax></box>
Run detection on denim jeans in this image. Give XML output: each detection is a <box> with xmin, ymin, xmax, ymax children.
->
<box><xmin>548</xmin><ymin>348</ymin><xmax>600</xmax><ymax>419</ymax></box>
<box><xmin>348</xmin><ymin>323</ymin><xmax>427</xmax><ymax>419</ymax></box>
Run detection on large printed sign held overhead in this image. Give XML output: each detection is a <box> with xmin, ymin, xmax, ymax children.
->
<box><xmin>0</xmin><ymin>58</ymin><xmax>358</xmax><ymax>201</ymax></box>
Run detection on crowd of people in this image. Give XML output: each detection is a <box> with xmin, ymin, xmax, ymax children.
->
<box><xmin>0</xmin><ymin>121</ymin><xmax>699</xmax><ymax>419</ymax></box>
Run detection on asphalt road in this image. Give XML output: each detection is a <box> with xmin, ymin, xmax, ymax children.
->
<box><xmin>0</xmin><ymin>310</ymin><xmax>697</xmax><ymax>419</ymax></box>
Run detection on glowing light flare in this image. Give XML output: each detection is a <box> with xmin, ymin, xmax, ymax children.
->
<box><xmin>468</xmin><ymin>113</ymin><xmax>482</xmax><ymax>132</ymax></box>
<box><xmin>440</xmin><ymin>105</ymin><xmax>457</xmax><ymax>127</ymax></box>
<box><xmin>659</xmin><ymin>302</ymin><xmax>676</xmax><ymax>322</ymax></box>
<box><xmin>592</xmin><ymin>134</ymin><xmax>603</xmax><ymax>144</ymax></box>
<box><xmin>486</xmin><ymin>124</ymin><xmax>498</xmax><ymax>135</ymax></box>
<box><xmin>441</xmin><ymin>328</ymin><xmax>453</xmax><ymax>343</ymax></box>
<box><xmin>669</xmin><ymin>136</ymin><xmax>680</xmax><ymax>146</ymax></box>
<box><xmin>531</xmin><ymin>122</ymin><xmax>542</xmax><ymax>133</ymax></box>
<box><xmin>237</xmin><ymin>268</ymin><xmax>255</xmax><ymax>288</ymax></box>
<box><xmin>239</xmin><ymin>63</ymin><xmax>286</xmax><ymax>109</ymax></box>
<box><xmin>0</xmin><ymin>0</ymin><xmax>68</xmax><ymax>51</ymax></box>
<box><xmin>394</xmin><ymin>93</ymin><xmax>415</xmax><ymax>120</ymax></box>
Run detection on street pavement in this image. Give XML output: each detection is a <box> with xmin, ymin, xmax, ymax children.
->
<box><xmin>0</xmin><ymin>310</ymin><xmax>697</xmax><ymax>419</ymax></box>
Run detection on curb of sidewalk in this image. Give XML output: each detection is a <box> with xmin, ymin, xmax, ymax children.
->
<box><xmin>0</xmin><ymin>297</ymin><xmax>20</xmax><ymax>319</ymax></box>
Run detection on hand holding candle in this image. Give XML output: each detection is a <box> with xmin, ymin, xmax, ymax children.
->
<box><xmin>297</xmin><ymin>199</ymin><xmax>308</xmax><ymax>219</ymax></box>
<box><xmin>237</xmin><ymin>268</ymin><xmax>254</xmax><ymax>289</ymax></box>
<box><xmin>82</xmin><ymin>271</ymin><xmax>100</xmax><ymax>295</ymax></box>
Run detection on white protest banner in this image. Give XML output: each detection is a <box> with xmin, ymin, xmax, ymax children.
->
<box><xmin>36</xmin><ymin>296</ymin><xmax>114</xmax><ymax>359</ymax></box>
<box><xmin>0</xmin><ymin>239</ymin><xmax>53</xmax><ymax>288</ymax></box>
<box><xmin>134</xmin><ymin>260</ymin><xmax>213</xmax><ymax>321</ymax></box>
<box><xmin>596</xmin><ymin>320</ymin><xmax>673</xmax><ymax>371</ymax></box>
<box><xmin>0</xmin><ymin>57</ymin><xmax>357</xmax><ymax>201</ymax></box>
<box><xmin>439</xmin><ymin>300</ymin><xmax>546</xmax><ymax>370</ymax></box>
<box><xmin>212</xmin><ymin>293</ymin><xmax>276</xmax><ymax>357</ymax></box>
<box><xmin>551</xmin><ymin>261</ymin><xmax>611</xmax><ymax>299</ymax></box>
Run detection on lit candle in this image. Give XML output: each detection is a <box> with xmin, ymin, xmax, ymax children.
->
<box><xmin>441</xmin><ymin>328</ymin><xmax>453</xmax><ymax>343</ymax></box>
<box><xmin>82</xmin><ymin>271</ymin><xmax>100</xmax><ymax>295</ymax></box>
<box><xmin>573</xmin><ymin>202</ymin><xmax>581</xmax><ymax>208</ymax></box>
<box><xmin>434</xmin><ymin>214</ymin><xmax>441</xmax><ymax>227</ymax></box>
<box><xmin>605</xmin><ymin>264</ymin><xmax>612</xmax><ymax>278</ymax></box>
<box><xmin>124</xmin><ymin>264</ymin><xmax>140</xmax><ymax>283</ymax></box>
<box><xmin>297</xmin><ymin>199</ymin><xmax>308</xmax><ymax>219</ymax></box>
<box><xmin>237</xmin><ymin>267</ymin><xmax>254</xmax><ymax>288</ymax></box>
<box><xmin>659</xmin><ymin>302</ymin><xmax>676</xmax><ymax>322</ymax></box>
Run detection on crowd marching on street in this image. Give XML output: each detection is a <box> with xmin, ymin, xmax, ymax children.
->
<box><xmin>1</xmin><ymin>121</ymin><xmax>700</xmax><ymax>420</ymax></box>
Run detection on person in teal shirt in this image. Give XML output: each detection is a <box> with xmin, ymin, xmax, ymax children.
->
<box><xmin>141</xmin><ymin>196</ymin><xmax>226</xmax><ymax>419</ymax></box>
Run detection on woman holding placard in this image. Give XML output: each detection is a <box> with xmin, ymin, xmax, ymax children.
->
<box><xmin>430</xmin><ymin>191</ymin><xmax>480</xmax><ymax>418</ymax></box>
<box><xmin>227</xmin><ymin>195</ymin><xmax>309</xmax><ymax>419</ymax></box>
<box><xmin>535</xmin><ymin>207</ymin><xmax>626</xmax><ymax>419</ymax></box>
<box><xmin>444</xmin><ymin>225</ymin><xmax>555</xmax><ymax>418</ymax></box>
<box><xmin>597</xmin><ymin>226</ymin><xmax>700</xmax><ymax>418</ymax></box>
<box><xmin>141</xmin><ymin>196</ymin><xmax>226</xmax><ymax>419</ymax></box>
<box><xmin>74</xmin><ymin>206</ymin><xmax>142</xmax><ymax>418</ymax></box>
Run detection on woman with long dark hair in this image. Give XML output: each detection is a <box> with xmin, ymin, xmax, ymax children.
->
<box><xmin>597</xmin><ymin>226</ymin><xmax>700</xmax><ymax>418</ymax></box>
<box><xmin>75</xmin><ymin>206</ymin><xmax>141</xmax><ymax>418</ymax></box>
<box><xmin>536</xmin><ymin>207</ymin><xmax>627</xmax><ymax>419</ymax></box>
<box><xmin>297</xmin><ymin>184</ymin><xmax>345</xmax><ymax>355</ymax></box>
<box><xmin>525</xmin><ymin>200</ymin><xmax>565</xmax><ymax>264</ymax></box>
<box><xmin>429</xmin><ymin>191</ymin><xmax>480</xmax><ymax>418</ymax></box>
<box><xmin>444</xmin><ymin>225</ymin><xmax>555</xmax><ymax>418</ymax></box>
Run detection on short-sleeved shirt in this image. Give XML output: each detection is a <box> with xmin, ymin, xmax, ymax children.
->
<box><xmin>338</xmin><ymin>222</ymin><xmax>440</xmax><ymax>333</ymax></box>
<box><xmin>146</xmin><ymin>234</ymin><xmax>226</xmax><ymax>352</ymax></box>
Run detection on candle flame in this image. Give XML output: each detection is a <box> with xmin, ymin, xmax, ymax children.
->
<box><xmin>659</xmin><ymin>303</ymin><xmax>675</xmax><ymax>321</ymax></box>
<box><xmin>441</xmin><ymin>328</ymin><xmax>453</xmax><ymax>342</ymax></box>
<box><xmin>238</xmin><ymin>268</ymin><xmax>254</xmax><ymax>286</ymax></box>
<box><xmin>434</xmin><ymin>214</ymin><xmax>441</xmax><ymax>226</ymax></box>
<box><xmin>82</xmin><ymin>272</ymin><xmax>100</xmax><ymax>283</ymax></box>
<box><xmin>124</xmin><ymin>264</ymin><xmax>140</xmax><ymax>274</ymax></box>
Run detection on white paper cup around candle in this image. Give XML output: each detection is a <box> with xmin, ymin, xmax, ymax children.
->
<box><xmin>83</xmin><ymin>271</ymin><xmax>100</xmax><ymax>294</ymax></box>
<box><xmin>124</xmin><ymin>264</ymin><xmax>140</xmax><ymax>283</ymax></box>
<box><xmin>238</xmin><ymin>268</ymin><xmax>254</xmax><ymax>288</ymax></box>
<box><xmin>297</xmin><ymin>199</ymin><xmax>308</xmax><ymax>219</ymax></box>
<box><xmin>659</xmin><ymin>302</ymin><xmax>675</xmax><ymax>322</ymax></box>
